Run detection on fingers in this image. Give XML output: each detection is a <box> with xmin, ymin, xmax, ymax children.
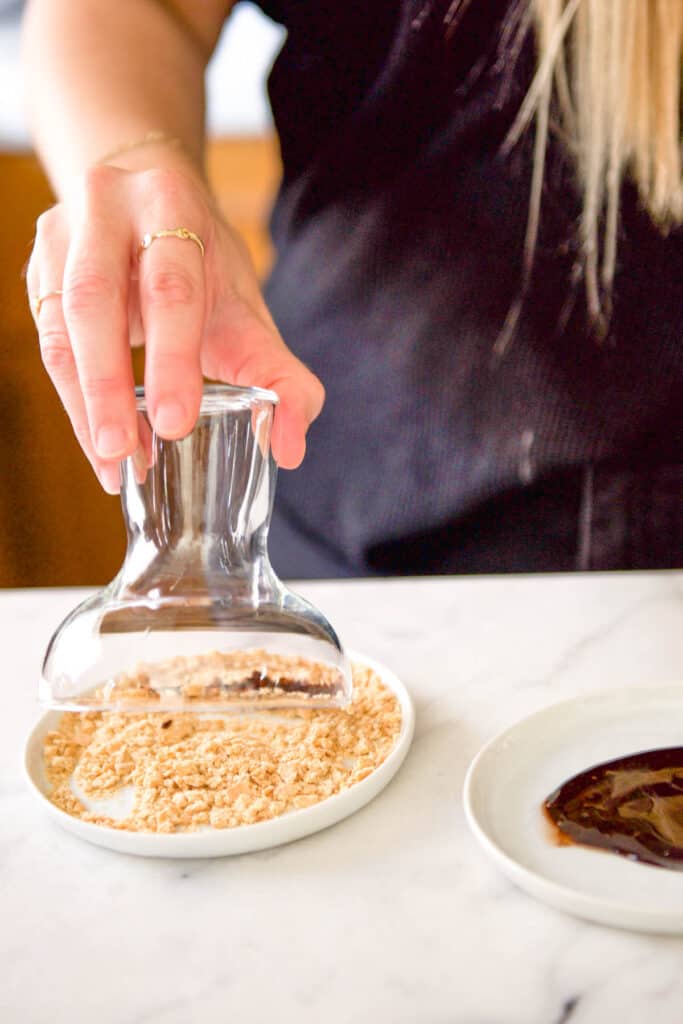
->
<box><xmin>28</xmin><ymin>207</ymin><xmax>122</xmax><ymax>493</ymax></box>
<box><xmin>30</xmin><ymin>162</ymin><xmax>321</xmax><ymax>492</ymax></box>
<box><xmin>269</xmin><ymin>372</ymin><xmax>324</xmax><ymax>469</ymax></box>
<box><xmin>38</xmin><ymin>303</ymin><xmax>122</xmax><ymax>493</ymax></box>
<box><xmin>202</xmin><ymin>298</ymin><xmax>324</xmax><ymax>469</ymax></box>
<box><xmin>136</xmin><ymin>172</ymin><xmax>206</xmax><ymax>438</ymax></box>
<box><xmin>62</xmin><ymin>165</ymin><xmax>138</xmax><ymax>462</ymax></box>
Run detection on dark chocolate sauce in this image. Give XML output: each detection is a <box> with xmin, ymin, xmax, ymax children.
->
<box><xmin>212</xmin><ymin>672</ymin><xmax>338</xmax><ymax>698</ymax></box>
<box><xmin>544</xmin><ymin>748</ymin><xmax>683</xmax><ymax>870</ymax></box>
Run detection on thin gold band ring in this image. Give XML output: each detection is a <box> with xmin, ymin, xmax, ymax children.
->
<box><xmin>138</xmin><ymin>227</ymin><xmax>205</xmax><ymax>259</ymax></box>
<box><xmin>33</xmin><ymin>289</ymin><xmax>64</xmax><ymax>317</ymax></box>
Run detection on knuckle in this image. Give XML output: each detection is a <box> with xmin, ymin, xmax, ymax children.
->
<box><xmin>39</xmin><ymin>330</ymin><xmax>74</xmax><ymax>378</ymax></box>
<box><xmin>140</xmin><ymin>167</ymin><xmax>184</xmax><ymax>203</ymax></box>
<box><xmin>35</xmin><ymin>206</ymin><xmax>59</xmax><ymax>244</ymax></box>
<box><xmin>144</xmin><ymin>267</ymin><xmax>197</xmax><ymax>308</ymax></box>
<box><xmin>64</xmin><ymin>270</ymin><xmax>118</xmax><ymax>318</ymax></box>
<box><xmin>83</xmin><ymin>162</ymin><xmax>120</xmax><ymax>197</ymax></box>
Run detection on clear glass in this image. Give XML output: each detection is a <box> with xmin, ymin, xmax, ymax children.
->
<box><xmin>40</xmin><ymin>385</ymin><xmax>352</xmax><ymax>712</ymax></box>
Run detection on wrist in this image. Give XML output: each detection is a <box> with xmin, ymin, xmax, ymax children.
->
<box><xmin>96</xmin><ymin>130</ymin><xmax>182</xmax><ymax>166</ymax></box>
<box><xmin>107</xmin><ymin>139</ymin><xmax>205</xmax><ymax>183</ymax></box>
<box><xmin>102</xmin><ymin>134</ymin><xmax>207</xmax><ymax>186</ymax></box>
<box><xmin>60</xmin><ymin>134</ymin><xmax>219</xmax><ymax>215</ymax></box>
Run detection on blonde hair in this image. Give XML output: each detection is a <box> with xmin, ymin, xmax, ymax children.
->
<box><xmin>505</xmin><ymin>0</ymin><xmax>683</xmax><ymax>335</ymax></box>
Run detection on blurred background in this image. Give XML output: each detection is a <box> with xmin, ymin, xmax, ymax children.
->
<box><xmin>0</xmin><ymin>2</ymin><xmax>284</xmax><ymax>587</ymax></box>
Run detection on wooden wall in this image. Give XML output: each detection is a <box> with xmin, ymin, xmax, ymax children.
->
<box><xmin>0</xmin><ymin>137</ymin><xmax>280</xmax><ymax>587</ymax></box>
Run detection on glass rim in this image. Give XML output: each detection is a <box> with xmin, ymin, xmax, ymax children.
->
<box><xmin>134</xmin><ymin>383</ymin><xmax>279</xmax><ymax>412</ymax></box>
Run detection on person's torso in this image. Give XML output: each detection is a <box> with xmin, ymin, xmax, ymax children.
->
<box><xmin>255</xmin><ymin>0</ymin><xmax>683</xmax><ymax>566</ymax></box>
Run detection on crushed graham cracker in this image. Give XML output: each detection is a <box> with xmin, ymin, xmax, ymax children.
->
<box><xmin>92</xmin><ymin>649</ymin><xmax>346</xmax><ymax>709</ymax></box>
<box><xmin>43</xmin><ymin>661</ymin><xmax>402</xmax><ymax>833</ymax></box>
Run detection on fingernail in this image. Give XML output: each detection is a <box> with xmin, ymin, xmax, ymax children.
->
<box><xmin>96</xmin><ymin>424</ymin><xmax>130</xmax><ymax>459</ymax></box>
<box><xmin>154</xmin><ymin>399</ymin><xmax>187</xmax><ymax>436</ymax></box>
<box><xmin>100</xmin><ymin>464</ymin><xmax>121</xmax><ymax>494</ymax></box>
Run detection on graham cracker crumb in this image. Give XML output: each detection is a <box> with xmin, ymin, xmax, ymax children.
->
<box><xmin>43</xmin><ymin>661</ymin><xmax>402</xmax><ymax>833</ymax></box>
<box><xmin>92</xmin><ymin>649</ymin><xmax>346</xmax><ymax>708</ymax></box>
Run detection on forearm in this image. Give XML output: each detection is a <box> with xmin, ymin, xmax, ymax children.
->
<box><xmin>22</xmin><ymin>0</ymin><xmax>221</xmax><ymax>196</ymax></box>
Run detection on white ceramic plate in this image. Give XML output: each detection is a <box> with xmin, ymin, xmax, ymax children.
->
<box><xmin>464</xmin><ymin>684</ymin><xmax>683</xmax><ymax>935</ymax></box>
<box><xmin>25</xmin><ymin>651</ymin><xmax>414</xmax><ymax>858</ymax></box>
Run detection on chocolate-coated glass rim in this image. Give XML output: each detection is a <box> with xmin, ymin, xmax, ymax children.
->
<box><xmin>134</xmin><ymin>383</ymin><xmax>279</xmax><ymax>412</ymax></box>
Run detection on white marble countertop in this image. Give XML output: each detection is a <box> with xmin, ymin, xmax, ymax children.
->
<box><xmin>3</xmin><ymin>573</ymin><xmax>683</xmax><ymax>1023</ymax></box>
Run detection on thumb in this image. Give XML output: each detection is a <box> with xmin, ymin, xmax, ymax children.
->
<box><xmin>202</xmin><ymin>312</ymin><xmax>325</xmax><ymax>469</ymax></box>
<box><xmin>269</xmin><ymin>370</ymin><xmax>325</xmax><ymax>469</ymax></box>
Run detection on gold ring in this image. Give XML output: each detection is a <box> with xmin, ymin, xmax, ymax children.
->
<box><xmin>33</xmin><ymin>289</ymin><xmax>64</xmax><ymax>317</ymax></box>
<box><xmin>138</xmin><ymin>227</ymin><xmax>205</xmax><ymax>259</ymax></box>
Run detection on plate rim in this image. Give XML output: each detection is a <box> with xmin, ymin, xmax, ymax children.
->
<box><xmin>25</xmin><ymin>648</ymin><xmax>415</xmax><ymax>857</ymax></box>
<box><xmin>463</xmin><ymin>681</ymin><xmax>683</xmax><ymax>933</ymax></box>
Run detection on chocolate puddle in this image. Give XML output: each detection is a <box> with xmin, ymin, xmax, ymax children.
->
<box><xmin>544</xmin><ymin>748</ymin><xmax>683</xmax><ymax>870</ymax></box>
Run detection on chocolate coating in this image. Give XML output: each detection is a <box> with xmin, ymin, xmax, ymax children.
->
<box><xmin>544</xmin><ymin>748</ymin><xmax>683</xmax><ymax>870</ymax></box>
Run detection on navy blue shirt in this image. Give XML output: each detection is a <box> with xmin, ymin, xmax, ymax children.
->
<box><xmin>255</xmin><ymin>0</ymin><xmax>683</xmax><ymax>573</ymax></box>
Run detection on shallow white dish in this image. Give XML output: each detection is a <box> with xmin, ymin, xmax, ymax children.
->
<box><xmin>25</xmin><ymin>650</ymin><xmax>414</xmax><ymax>859</ymax></box>
<box><xmin>464</xmin><ymin>684</ymin><xmax>683</xmax><ymax>935</ymax></box>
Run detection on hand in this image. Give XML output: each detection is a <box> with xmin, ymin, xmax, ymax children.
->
<box><xmin>26</xmin><ymin>163</ymin><xmax>324</xmax><ymax>493</ymax></box>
